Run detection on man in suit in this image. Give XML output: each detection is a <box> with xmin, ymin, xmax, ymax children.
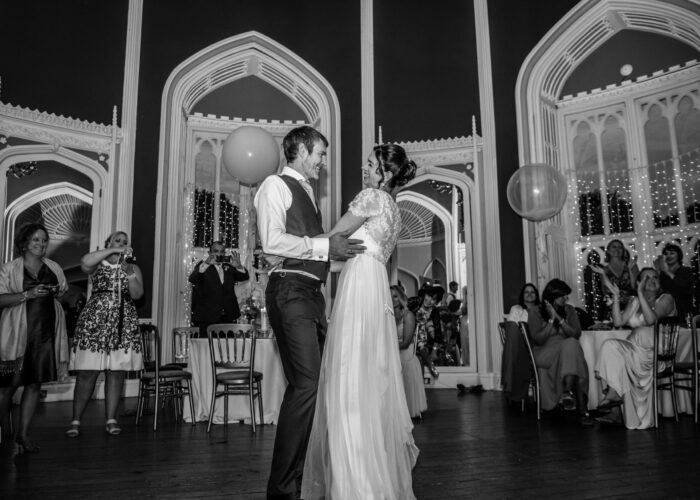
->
<box><xmin>188</xmin><ymin>241</ymin><xmax>249</xmax><ymax>337</ymax></box>
<box><xmin>254</xmin><ymin>125</ymin><xmax>364</xmax><ymax>500</ymax></box>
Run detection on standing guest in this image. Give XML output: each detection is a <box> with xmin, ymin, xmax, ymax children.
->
<box><xmin>0</xmin><ymin>223</ymin><xmax>68</xmax><ymax>453</ymax></box>
<box><xmin>392</xmin><ymin>284</ymin><xmax>427</xmax><ymax>419</ymax></box>
<box><xmin>595</xmin><ymin>268</ymin><xmax>676</xmax><ymax>428</ymax></box>
<box><xmin>654</xmin><ymin>243</ymin><xmax>695</xmax><ymax>321</ymax></box>
<box><xmin>413</xmin><ymin>285</ymin><xmax>444</xmax><ymax>378</ymax></box>
<box><xmin>254</xmin><ymin>125</ymin><xmax>364</xmax><ymax>500</ymax></box>
<box><xmin>66</xmin><ymin>231</ymin><xmax>144</xmax><ymax>437</ymax></box>
<box><xmin>589</xmin><ymin>239</ymin><xmax>639</xmax><ymax>319</ymax></box>
<box><xmin>501</xmin><ymin>283</ymin><xmax>540</xmax><ymax>403</ymax></box>
<box><xmin>528</xmin><ymin>279</ymin><xmax>591</xmax><ymax>425</ymax></box>
<box><xmin>188</xmin><ymin>241</ymin><xmax>249</xmax><ymax>337</ymax></box>
<box><xmin>445</xmin><ymin>280</ymin><xmax>460</xmax><ymax>306</ymax></box>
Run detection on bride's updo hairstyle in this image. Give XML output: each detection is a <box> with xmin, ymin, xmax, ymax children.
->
<box><xmin>373</xmin><ymin>143</ymin><xmax>417</xmax><ymax>190</ymax></box>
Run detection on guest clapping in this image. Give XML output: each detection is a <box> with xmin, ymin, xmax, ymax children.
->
<box><xmin>0</xmin><ymin>223</ymin><xmax>68</xmax><ymax>453</ymax></box>
<box><xmin>391</xmin><ymin>285</ymin><xmax>427</xmax><ymax>418</ymax></box>
<box><xmin>595</xmin><ymin>268</ymin><xmax>676</xmax><ymax>428</ymax></box>
<box><xmin>589</xmin><ymin>239</ymin><xmax>639</xmax><ymax>319</ymax></box>
<box><xmin>66</xmin><ymin>231</ymin><xmax>144</xmax><ymax>437</ymax></box>
<box><xmin>654</xmin><ymin>243</ymin><xmax>695</xmax><ymax>321</ymax></box>
<box><xmin>528</xmin><ymin>279</ymin><xmax>590</xmax><ymax>424</ymax></box>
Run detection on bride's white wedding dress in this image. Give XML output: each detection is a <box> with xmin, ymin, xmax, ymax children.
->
<box><xmin>301</xmin><ymin>188</ymin><xmax>419</xmax><ymax>500</ymax></box>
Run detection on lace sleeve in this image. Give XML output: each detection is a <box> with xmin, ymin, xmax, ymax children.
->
<box><xmin>348</xmin><ymin>188</ymin><xmax>384</xmax><ymax>218</ymax></box>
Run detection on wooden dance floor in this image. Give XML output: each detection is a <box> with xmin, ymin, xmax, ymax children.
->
<box><xmin>1</xmin><ymin>389</ymin><xmax>699</xmax><ymax>499</ymax></box>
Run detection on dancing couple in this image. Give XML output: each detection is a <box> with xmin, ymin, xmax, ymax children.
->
<box><xmin>255</xmin><ymin>126</ymin><xmax>419</xmax><ymax>499</ymax></box>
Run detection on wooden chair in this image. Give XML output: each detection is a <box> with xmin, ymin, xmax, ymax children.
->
<box><xmin>673</xmin><ymin>314</ymin><xmax>699</xmax><ymax>424</ymax></box>
<box><xmin>171</xmin><ymin>326</ymin><xmax>198</xmax><ymax>368</ymax></box>
<box><xmin>206</xmin><ymin>323</ymin><xmax>264</xmax><ymax>433</ymax></box>
<box><xmin>135</xmin><ymin>324</ymin><xmax>196</xmax><ymax>431</ymax></box>
<box><xmin>653</xmin><ymin>316</ymin><xmax>682</xmax><ymax>427</ymax></box>
<box><xmin>518</xmin><ymin>321</ymin><xmax>541</xmax><ymax>420</ymax></box>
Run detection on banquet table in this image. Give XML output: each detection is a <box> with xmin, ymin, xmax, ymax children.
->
<box><xmin>183</xmin><ymin>337</ymin><xmax>287</xmax><ymax>425</ymax></box>
<box><xmin>580</xmin><ymin>328</ymin><xmax>695</xmax><ymax>417</ymax></box>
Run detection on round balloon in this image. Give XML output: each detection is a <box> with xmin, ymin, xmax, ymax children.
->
<box><xmin>222</xmin><ymin>126</ymin><xmax>280</xmax><ymax>185</ymax></box>
<box><xmin>506</xmin><ymin>163</ymin><xmax>568</xmax><ymax>221</ymax></box>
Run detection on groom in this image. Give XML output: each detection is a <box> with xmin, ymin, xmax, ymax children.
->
<box><xmin>254</xmin><ymin>126</ymin><xmax>365</xmax><ymax>500</ymax></box>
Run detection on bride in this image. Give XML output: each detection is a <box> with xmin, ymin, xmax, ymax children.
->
<box><xmin>301</xmin><ymin>144</ymin><xmax>419</xmax><ymax>499</ymax></box>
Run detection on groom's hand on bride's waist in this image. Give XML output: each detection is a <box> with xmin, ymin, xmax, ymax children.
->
<box><xmin>329</xmin><ymin>231</ymin><xmax>366</xmax><ymax>261</ymax></box>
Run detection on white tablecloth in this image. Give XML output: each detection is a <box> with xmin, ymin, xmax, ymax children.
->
<box><xmin>580</xmin><ymin>329</ymin><xmax>694</xmax><ymax>416</ymax></box>
<box><xmin>183</xmin><ymin>338</ymin><xmax>287</xmax><ymax>425</ymax></box>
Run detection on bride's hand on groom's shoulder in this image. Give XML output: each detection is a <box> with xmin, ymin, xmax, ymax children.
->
<box><xmin>329</xmin><ymin>231</ymin><xmax>366</xmax><ymax>261</ymax></box>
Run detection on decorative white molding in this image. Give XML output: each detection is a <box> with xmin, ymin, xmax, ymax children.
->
<box><xmin>115</xmin><ymin>0</ymin><xmax>144</xmax><ymax>235</ymax></box>
<box><xmin>361</xmin><ymin>0</ymin><xmax>375</xmax><ymax>156</ymax></box>
<box><xmin>153</xmin><ymin>31</ymin><xmax>342</xmax><ymax>348</ymax></box>
<box><xmin>474</xmin><ymin>0</ymin><xmax>504</xmax><ymax>376</ymax></box>
<box><xmin>0</xmin><ymin>101</ymin><xmax>120</xmax><ymax>154</ymax></box>
<box><xmin>558</xmin><ymin>60</ymin><xmax>700</xmax><ymax>106</ymax></box>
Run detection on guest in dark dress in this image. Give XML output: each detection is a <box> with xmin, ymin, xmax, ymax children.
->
<box><xmin>654</xmin><ymin>243</ymin><xmax>696</xmax><ymax>321</ymax></box>
<box><xmin>0</xmin><ymin>223</ymin><xmax>68</xmax><ymax>453</ymax></box>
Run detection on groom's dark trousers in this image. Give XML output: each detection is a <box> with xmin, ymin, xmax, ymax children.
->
<box><xmin>266</xmin><ymin>272</ymin><xmax>327</xmax><ymax>500</ymax></box>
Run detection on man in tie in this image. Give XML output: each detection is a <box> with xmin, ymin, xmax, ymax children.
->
<box><xmin>188</xmin><ymin>241</ymin><xmax>249</xmax><ymax>337</ymax></box>
<box><xmin>254</xmin><ymin>125</ymin><xmax>365</xmax><ymax>500</ymax></box>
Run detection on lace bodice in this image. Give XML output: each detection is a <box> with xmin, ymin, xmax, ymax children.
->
<box><xmin>348</xmin><ymin>188</ymin><xmax>400</xmax><ymax>264</ymax></box>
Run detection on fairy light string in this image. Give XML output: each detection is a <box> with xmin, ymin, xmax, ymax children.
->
<box><xmin>568</xmin><ymin>147</ymin><xmax>700</xmax><ymax>319</ymax></box>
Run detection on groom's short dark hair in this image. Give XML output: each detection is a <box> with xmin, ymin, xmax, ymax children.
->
<box><xmin>283</xmin><ymin>126</ymin><xmax>328</xmax><ymax>163</ymax></box>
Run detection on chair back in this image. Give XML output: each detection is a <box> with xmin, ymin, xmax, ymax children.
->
<box><xmin>654</xmin><ymin>317</ymin><xmax>682</xmax><ymax>368</ymax></box>
<box><xmin>207</xmin><ymin>323</ymin><xmax>258</xmax><ymax>378</ymax></box>
<box><xmin>498</xmin><ymin>322</ymin><xmax>507</xmax><ymax>345</ymax></box>
<box><xmin>172</xmin><ymin>326</ymin><xmax>198</xmax><ymax>366</ymax></box>
<box><xmin>139</xmin><ymin>323</ymin><xmax>159</xmax><ymax>372</ymax></box>
<box><xmin>518</xmin><ymin>321</ymin><xmax>541</xmax><ymax>419</ymax></box>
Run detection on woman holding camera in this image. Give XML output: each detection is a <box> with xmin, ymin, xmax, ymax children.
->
<box><xmin>0</xmin><ymin>223</ymin><xmax>68</xmax><ymax>453</ymax></box>
<box><xmin>66</xmin><ymin>231</ymin><xmax>144</xmax><ymax>437</ymax></box>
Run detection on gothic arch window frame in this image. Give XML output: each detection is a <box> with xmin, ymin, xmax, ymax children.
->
<box><xmin>0</xmin><ymin>146</ymin><xmax>109</xmax><ymax>261</ymax></box>
<box><xmin>4</xmin><ymin>182</ymin><xmax>92</xmax><ymax>258</ymax></box>
<box><xmin>516</xmin><ymin>0</ymin><xmax>700</xmax><ymax>292</ymax></box>
<box><xmin>153</xmin><ymin>31</ymin><xmax>342</xmax><ymax>341</ymax></box>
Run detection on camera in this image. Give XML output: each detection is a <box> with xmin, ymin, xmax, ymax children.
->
<box><xmin>216</xmin><ymin>255</ymin><xmax>231</xmax><ymax>264</ymax></box>
<box><xmin>122</xmin><ymin>248</ymin><xmax>136</xmax><ymax>264</ymax></box>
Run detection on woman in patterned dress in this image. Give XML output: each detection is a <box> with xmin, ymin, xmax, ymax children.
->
<box><xmin>66</xmin><ymin>231</ymin><xmax>144</xmax><ymax>437</ymax></box>
<box><xmin>0</xmin><ymin>223</ymin><xmax>68</xmax><ymax>453</ymax></box>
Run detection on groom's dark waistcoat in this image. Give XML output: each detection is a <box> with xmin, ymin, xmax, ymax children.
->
<box><xmin>278</xmin><ymin>174</ymin><xmax>329</xmax><ymax>283</ymax></box>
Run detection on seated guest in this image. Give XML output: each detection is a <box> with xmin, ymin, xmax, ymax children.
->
<box><xmin>528</xmin><ymin>279</ymin><xmax>591</xmax><ymax>425</ymax></box>
<box><xmin>595</xmin><ymin>268</ymin><xmax>676</xmax><ymax>428</ymax></box>
<box><xmin>654</xmin><ymin>243</ymin><xmax>695</xmax><ymax>321</ymax></box>
<box><xmin>502</xmin><ymin>283</ymin><xmax>540</xmax><ymax>403</ymax></box>
<box><xmin>589</xmin><ymin>239</ymin><xmax>639</xmax><ymax>319</ymax></box>
<box><xmin>413</xmin><ymin>285</ymin><xmax>444</xmax><ymax>378</ymax></box>
<box><xmin>391</xmin><ymin>285</ymin><xmax>427</xmax><ymax>418</ymax></box>
<box><xmin>506</xmin><ymin>283</ymin><xmax>540</xmax><ymax>322</ymax></box>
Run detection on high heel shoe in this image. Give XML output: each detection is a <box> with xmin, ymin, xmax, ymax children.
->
<box><xmin>65</xmin><ymin>420</ymin><xmax>80</xmax><ymax>438</ymax></box>
<box><xmin>105</xmin><ymin>419</ymin><xmax>122</xmax><ymax>435</ymax></box>
<box><xmin>15</xmin><ymin>436</ymin><xmax>40</xmax><ymax>454</ymax></box>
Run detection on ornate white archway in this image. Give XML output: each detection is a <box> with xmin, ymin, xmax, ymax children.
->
<box><xmin>154</xmin><ymin>31</ymin><xmax>342</xmax><ymax>345</ymax></box>
<box><xmin>516</xmin><ymin>0</ymin><xmax>700</xmax><ymax>285</ymax></box>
